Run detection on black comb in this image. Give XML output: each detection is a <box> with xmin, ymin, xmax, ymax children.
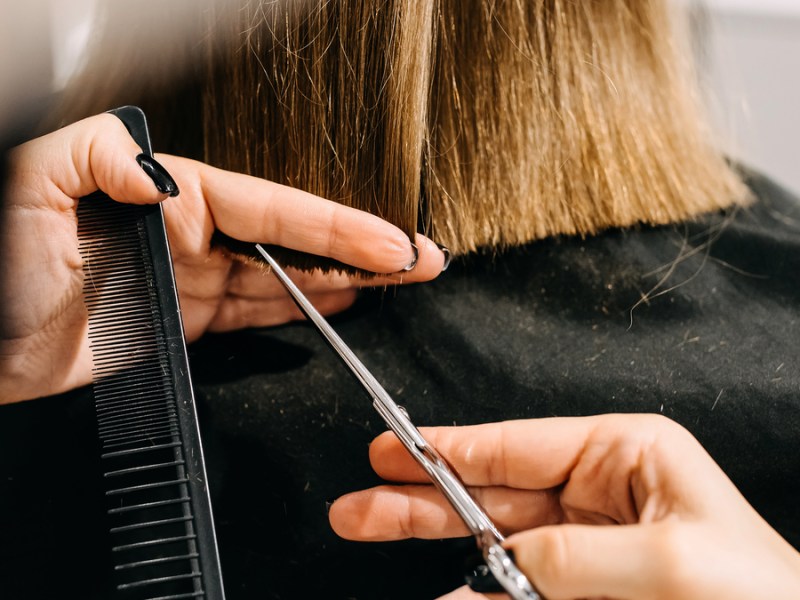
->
<box><xmin>76</xmin><ymin>106</ymin><xmax>225</xmax><ymax>600</ymax></box>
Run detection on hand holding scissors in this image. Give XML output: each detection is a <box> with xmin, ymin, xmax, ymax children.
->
<box><xmin>256</xmin><ymin>244</ymin><xmax>541</xmax><ymax>600</ymax></box>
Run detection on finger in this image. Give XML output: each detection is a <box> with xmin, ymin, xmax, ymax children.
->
<box><xmin>368</xmin><ymin>418</ymin><xmax>600</xmax><ymax>489</ymax></box>
<box><xmin>436</xmin><ymin>585</ymin><xmax>502</xmax><ymax>600</ymax></box>
<box><xmin>506</xmin><ymin>521</ymin><xmax>682</xmax><ymax>600</ymax></box>
<box><xmin>347</xmin><ymin>236</ymin><xmax>446</xmax><ymax>283</ymax></box>
<box><xmin>83</xmin><ymin>115</ymin><xmax>177</xmax><ymax>202</ymax></box>
<box><xmin>184</xmin><ymin>157</ymin><xmax>446</xmax><ymax>274</ymax></box>
<box><xmin>328</xmin><ymin>484</ymin><xmax>559</xmax><ymax>541</ymax></box>
<box><xmin>13</xmin><ymin>113</ymin><xmax>172</xmax><ymax>205</ymax></box>
<box><xmin>367</xmin><ymin>415</ymin><xmax>702</xmax><ymax>492</ymax></box>
<box><xmin>207</xmin><ymin>288</ymin><xmax>358</xmax><ymax>331</ymax></box>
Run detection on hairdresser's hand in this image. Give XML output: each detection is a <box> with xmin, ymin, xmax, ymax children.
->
<box><xmin>154</xmin><ymin>154</ymin><xmax>444</xmax><ymax>340</ymax></box>
<box><xmin>0</xmin><ymin>114</ymin><xmax>446</xmax><ymax>403</ymax></box>
<box><xmin>329</xmin><ymin>414</ymin><xmax>800</xmax><ymax>600</ymax></box>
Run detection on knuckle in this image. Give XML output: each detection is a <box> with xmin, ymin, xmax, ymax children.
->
<box><xmin>327</xmin><ymin>219</ymin><xmax>340</xmax><ymax>259</ymax></box>
<box><xmin>604</xmin><ymin>413</ymin><xmax>696</xmax><ymax>452</ymax></box>
<box><xmin>399</xmin><ymin>489</ymin><xmax>419</xmax><ymax>539</ymax></box>
<box><xmin>650</xmin><ymin>521</ymin><xmax>697</xmax><ymax>596</ymax></box>
<box><xmin>317</xmin><ymin>289</ymin><xmax>357</xmax><ymax>315</ymax></box>
<box><xmin>531</xmin><ymin>527</ymin><xmax>573</xmax><ymax>591</ymax></box>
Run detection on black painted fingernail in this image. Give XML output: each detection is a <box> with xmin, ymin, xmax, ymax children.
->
<box><xmin>464</xmin><ymin>551</ymin><xmax>507</xmax><ymax>594</ymax></box>
<box><xmin>324</xmin><ymin>499</ymin><xmax>336</xmax><ymax>514</ymax></box>
<box><xmin>402</xmin><ymin>242</ymin><xmax>419</xmax><ymax>271</ymax></box>
<box><xmin>436</xmin><ymin>243</ymin><xmax>451</xmax><ymax>272</ymax></box>
<box><xmin>136</xmin><ymin>153</ymin><xmax>179</xmax><ymax>197</ymax></box>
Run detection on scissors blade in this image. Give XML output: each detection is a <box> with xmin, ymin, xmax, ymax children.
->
<box><xmin>254</xmin><ymin>244</ymin><xmax>541</xmax><ymax>600</ymax></box>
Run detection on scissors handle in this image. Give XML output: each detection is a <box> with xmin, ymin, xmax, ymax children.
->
<box><xmin>255</xmin><ymin>244</ymin><xmax>541</xmax><ymax>600</ymax></box>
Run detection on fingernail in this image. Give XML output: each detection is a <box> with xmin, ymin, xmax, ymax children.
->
<box><xmin>464</xmin><ymin>552</ymin><xmax>505</xmax><ymax>593</ymax></box>
<box><xmin>402</xmin><ymin>242</ymin><xmax>419</xmax><ymax>271</ymax></box>
<box><xmin>136</xmin><ymin>153</ymin><xmax>179</xmax><ymax>197</ymax></box>
<box><xmin>436</xmin><ymin>243</ymin><xmax>451</xmax><ymax>272</ymax></box>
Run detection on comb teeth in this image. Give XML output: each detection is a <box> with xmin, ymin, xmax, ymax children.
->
<box><xmin>77</xmin><ymin>194</ymin><xmax>219</xmax><ymax>600</ymax></box>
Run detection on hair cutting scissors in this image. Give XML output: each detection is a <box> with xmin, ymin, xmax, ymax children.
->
<box><xmin>255</xmin><ymin>244</ymin><xmax>541</xmax><ymax>600</ymax></box>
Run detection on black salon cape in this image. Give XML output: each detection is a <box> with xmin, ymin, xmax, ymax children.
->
<box><xmin>2</xmin><ymin>172</ymin><xmax>799</xmax><ymax>599</ymax></box>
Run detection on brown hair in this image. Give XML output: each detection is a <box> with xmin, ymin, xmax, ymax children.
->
<box><xmin>58</xmin><ymin>0</ymin><xmax>748</xmax><ymax>261</ymax></box>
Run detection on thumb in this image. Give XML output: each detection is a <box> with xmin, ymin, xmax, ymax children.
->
<box><xmin>507</xmin><ymin>522</ymin><xmax>676</xmax><ymax>600</ymax></box>
<box><xmin>26</xmin><ymin>113</ymin><xmax>178</xmax><ymax>203</ymax></box>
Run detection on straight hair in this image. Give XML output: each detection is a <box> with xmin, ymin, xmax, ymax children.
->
<box><xmin>57</xmin><ymin>0</ymin><xmax>748</xmax><ymax>264</ymax></box>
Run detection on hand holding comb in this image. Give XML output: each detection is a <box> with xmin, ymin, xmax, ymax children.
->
<box><xmin>77</xmin><ymin>106</ymin><xmax>225</xmax><ymax>600</ymax></box>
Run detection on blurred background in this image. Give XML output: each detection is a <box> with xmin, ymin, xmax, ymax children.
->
<box><xmin>703</xmin><ymin>0</ymin><xmax>800</xmax><ymax>195</ymax></box>
<box><xmin>16</xmin><ymin>0</ymin><xmax>800</xmax><ymax>195</ymax></box>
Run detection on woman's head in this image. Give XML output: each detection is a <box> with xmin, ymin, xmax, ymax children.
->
<box><xmin>60</xmin><ymin>0</ymin><xmax>748</xmax><ymax>261</ymax></box>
